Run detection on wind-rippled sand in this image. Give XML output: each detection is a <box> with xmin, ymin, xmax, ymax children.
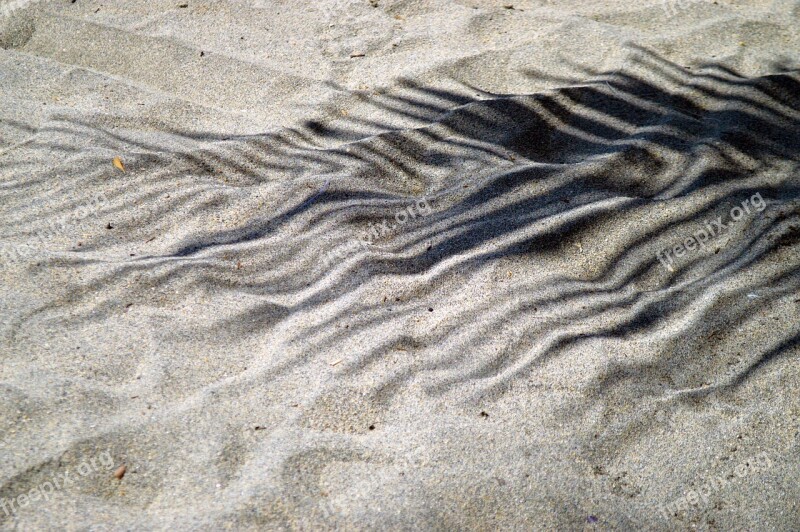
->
<box><xmin>1</xmin><ymin>0</ymin><xmax>799</xmax><ymax>529</ymax></box>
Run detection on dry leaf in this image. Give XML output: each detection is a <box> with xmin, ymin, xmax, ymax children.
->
<box><xmin>113</xmin><ymin>157</ymin><xmax>125</xmax><ymax>172</ymax></box>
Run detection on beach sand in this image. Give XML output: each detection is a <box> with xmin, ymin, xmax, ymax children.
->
<box><xmin>1</xmin><ymin>0</ymin><xmax>799</xmax><ymax>529</ymax></box>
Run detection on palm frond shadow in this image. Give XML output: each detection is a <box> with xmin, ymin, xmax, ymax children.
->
<box><xmin>5</xmin><ymin>46</ymin><xmax>800</xmax><ymax>410</ymax></box>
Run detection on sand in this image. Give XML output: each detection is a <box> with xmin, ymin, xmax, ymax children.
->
<box><xmin>0</xmin><ymin>0</ymin><xmax>799</xmax><ymax>529</ymax></box>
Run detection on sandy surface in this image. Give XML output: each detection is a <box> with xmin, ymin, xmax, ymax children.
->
<box><xmin>1</xmin><ymin>0</ymin><xmax>799</xmax><ymax>529</ymax></box>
